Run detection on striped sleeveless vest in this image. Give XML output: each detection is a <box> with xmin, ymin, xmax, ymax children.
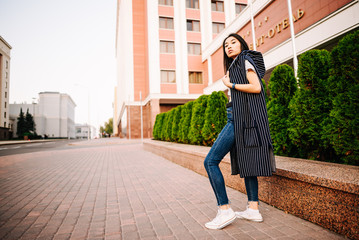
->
<box><xmin>228</xmin><ymin>50</ymin><xmax>276</xmax><ymax>177</ymax></box>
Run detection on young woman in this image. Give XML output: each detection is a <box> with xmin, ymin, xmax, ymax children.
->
<box><xmin>204</xmin><ymin>33</ymin><xmax>276</xmax><ymax>230</ymax></box>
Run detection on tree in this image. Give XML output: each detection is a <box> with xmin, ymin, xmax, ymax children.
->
<box><xmin>16</xmin><ymin>108</ymin><xmax>26</xmax><ymax>138</ymax></box>
<box><xmin>324</xmin><ymin>30</ymin><xmax>359</xmax><ymax>165</ymax></box>
<box><xmin>99</xmin><ymin>118</ymin><xmax>113</xmax><ymax>137</ymax></box>
<box><xmin>105</xmin><ymin>118</ymin><xmax>113</xmax><ymax>135</ymax></box>
<box><xmin>288</xmin><ymin>49</ymin><xmax>332</xmax><ymax>160</ymax></box>
<box><xmin>25</xmin><ymin>109</ymin><xmax>36</xmax><ymax>133</ymax></box>
<box><xmin>202</xmin><ymin>91</ymin><xmax>227</xmax><ymax>146</ymax></box>
<box><xmin>267</xmin><ymin>64</ymin><xmax>298</xmax><ymax>156</ymax></box>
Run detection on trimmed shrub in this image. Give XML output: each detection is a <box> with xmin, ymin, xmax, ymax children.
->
<box><xmin>179</xmin><ymin>101</ymin><xmax>194</xmax><ymax>144</ymax></box>
<box><xmin>153</xmin><ymin>113</ymin><xmax>165</xmax><ymax>140</ymax></box>
<box><xmin>160</xmin><ymin>113</ymin><xmax>168</xmax><ymax>141</ymax></box>
<box><xmin>202</xmin><ymin>91</ymin><xmax>227</xmax><ymax>146</ymax></box>
<box><xmin>267</xmin><ymin>64</ymin><xmax>298</xmax><ymax>156</ymax></box>
<box><xmin>288</xmin><ymin>49</ymin><xmax>332</xmax><ymax>160</ymax></box>
<box><xmin>188</xmin><ymin>95</ymin><xmax>209</xmax><ymax>145</ymax></box>
<box><xmin>171</xmin><ymin>105</ymin><xmax>183</xmax><ymax>142</ymax></box>
<box><xmin>324</xmin><ymin>30</ymin><xmax>359</xmax><ymax>165</ymax></box>
<box><xmin>164</xmin><ymin>109</ymin><xmax>175</xmax><ymax>141</ymax></box>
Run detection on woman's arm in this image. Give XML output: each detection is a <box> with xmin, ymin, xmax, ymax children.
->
<box><xmin>222</xmin><ymin>70</ymin><xmax>261</xmax><ymax>93</ymax></box>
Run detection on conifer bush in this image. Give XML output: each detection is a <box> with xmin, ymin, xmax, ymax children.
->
<box><xmin>171</xmin><ymin>106</ymin><xmax>183</xmax><ymax>142</ymax></box>
<box><xmin>153</xmin><ymin>113</ymin><xmax>165</xmax><ymax>140</ymax></box>
<box><xmin>179</xmin><ymin>101</ymin><xmax>194</xmax><ymax>144</ymax></box>
<box><xmin>288</xmin><ymin>49</ymin><xmax>332</xmax><ymax>160</ymax></box>
<box><xmin>267</xmin><ymin>64</ymin><xmax>298</xmax><ymax>156</ymax></box>
<box><xmin>160</xmin><ymin>113</ymin><xmax>168</xmax><ymax>141</ymax></box>
<box><xmin>164</xmin><ymin>109</ymin><xmax>175</xmax><ymax>141</ymax></box>
<box><xmin>324</xmin><ymin>30</ymin><xmax>359</xmax><ymax>165</ymax></box>
<box><xmin>188</xmin><ymin>95</ymin><xmax>209</xmax><ymax>145</ymax></box>
<box><xmin>202</xmin><ymin>91</ymin><xmax>227</xmax><ymax>146</ymax></box>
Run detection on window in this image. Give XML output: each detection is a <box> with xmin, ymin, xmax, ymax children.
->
<box><xmin>187</xmin><ymin>20</ymin><xmax>200</xmax><ymax>32</ymax></box>
<box><xmin>4</xmin><ymin>92</ymin><xmax>7</xmax><ymax>98</ymax></box>
<box><xmin>159</xmin><ymin>0</ymin><xmax>173</xmax><ymax>6</ymax></box>
<box><xmin>4</xmin><ymin>102</ymin><xmax>6</xmax><ymax>108</ymax></box>
<box><xmin>161</xmin><ymin>70</ymin><xmax>176</xmax><ymax>83</ymax></box>
<box><xmin>160</xmin><ymin>41</ymin><xmax>175</xmax><ymax>53</ymax></box>
<box><xmin>159</xmin><ymin>17</ymin><xmax>174</xmax><ymax>29</ymax></box>
<box><xmin>211</xmin><ymin>1</ymin><xmax>224</xmax><ymax>12</ymax></box>
<box><xmin>5</xmin><ymin>72</ymin><xmax>8</xmax><ymax>79</ymax></box>
<box><xmin>187</xmin><ymin>43</ymin><xmax>201</xmax><ymax>55</ymax></box>
<box><xmin>212</xmin><ymin>22</ymin><xmax>225</xmax><ymax>34</ymax></box>
<box><xmin>4</xmin><ymin>122</ymin><xmax>6</xmax><ymax>128</ymax></box>
<box><xmin>189</xmin><ymin>72</ymin><xmax>203</xmax><ymax>84</ymax></box>
<box><xmin>4</xmin><ymin>112</ymin><xmax>6</xmax><ymax>118</ymax></box>
<box><xmin>76</xmin><ymin>128</ymin><xmax>81</xmax><ymax>133</ymax></box>
<box><xmin>235</xmin><ymin>3</ymin><xmax>246</xmax><ymax>15</ymax></box>
<box><xmin>186</xmin><ymin>0</ymin><xmax>199</xmax><ymax>9</ymax></box>
<box><xmin>6</xmin><ymin>60</ymin><xmax>8</xmax><ymax>69</ymax></box>
<box><xmin>5</xmin><ymin>82</ymin><xmax>7</xmax><ymax>88</ymax></box>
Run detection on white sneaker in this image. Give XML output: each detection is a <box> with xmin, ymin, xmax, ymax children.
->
<box><xmin>235</xmin><ymin>207</ymin><xmax>263</xmax><ymax>222</ymax></box>
<box><xmin>205</xmin><ymin>208</ymin><xmax>236</xmax><ymax>229</ymax></box>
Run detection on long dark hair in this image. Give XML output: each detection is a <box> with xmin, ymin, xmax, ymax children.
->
<box><xmin>223</xmin><ymin>33</ymin><xmax>249</xmax><ymax>73</ymax></box>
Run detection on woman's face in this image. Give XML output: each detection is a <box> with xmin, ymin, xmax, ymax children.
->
<box><xmin>224</xmin><ymin>36</ymin><xmax>242</xmax><ymax>59</ymax></box>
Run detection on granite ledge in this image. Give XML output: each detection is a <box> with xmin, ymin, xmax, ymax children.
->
<box><xmin>144</xmin><ymin>139</ymin><xmax>359</xmax><ymax>195</ymax></box>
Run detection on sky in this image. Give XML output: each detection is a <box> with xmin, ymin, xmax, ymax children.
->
<box><xmin>0</xmin><ymin>0</ymin><xmax>117</xmax><ymax>133</ymax></box>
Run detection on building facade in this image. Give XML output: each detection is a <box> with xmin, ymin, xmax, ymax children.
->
<box><xmin>0</xmin><ymin>36</ymin><xmax>12</xmax><ymax>140</ymax></box>
<box><xmin>115</xmin><ymin>0</ymin><xmax>359</xmax><ymax>138</ymax></box>
<box><xmin>75</xmin><ymin>124</ymin><xmax>97</xmax><ymax>139</ymax></box>
<box><xmin>10</xmin><ymin>92</ymin><xmax>77</xmax><ymax>139</ymax></box>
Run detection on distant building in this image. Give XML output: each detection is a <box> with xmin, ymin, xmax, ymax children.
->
<box><xmin>10</xmin><ymin>92</ymin><xmax>76</xmax><ymax>138</ymax></box>
<box><xmin>75</xmin><ymin>124</ymin><xmax>97</xmax><ymax>139</ymax></box>
<box><xmin>0</xmin><ymin>36</ymin><xmax>12</xmax><ymax>140</ymax></box>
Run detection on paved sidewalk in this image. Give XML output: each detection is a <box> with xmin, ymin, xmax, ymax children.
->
<box><xmin>0</xmin><ymin>140</ymin><xmax>345</xmax><ymax>239</ymax></box>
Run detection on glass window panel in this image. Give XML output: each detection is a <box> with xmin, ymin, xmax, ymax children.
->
<box><xmin>193</xmin><ymin>21</ymin><xmax>200</xmax><ymax>31</ymax></box>
<box><xmin>194</xmin><ymin>0</ymin><xmax>199</xmax><ymax>8</ymax></box>
<box><xmin>186</xmin><ymin>0</ymin><xmax>191</xmax><ymax>8</ymax></box>
<box><xmin>161</xmin><ymin>71</ymin><xmax>167</xmax><ymax>83</ymax></box>
<box><xmin>218</xmin><ymin>2</ymin><xmax>223</xmax><ymax>11</ymax></box>
<box><xmin>187</xmin><ymin>20</ymin><xmax>193</xmax><ymax>31</ymax></box>
<box><xmin>160</xmin><ymin>41</ymin><xmax>166</xmax><ymax>53</ymax></box>
<box><xmin>159</xmin><ymin>18</ymin><xmax>166</xmax><ymax>28</ymax></box>
<box><xmin>168</xmin><ymin>42</ymin><xmax>174</xmax><ymax>53</ymax></box>
<box><xmin>167</xmin><ymin>18</ymin><xmax>173</xmax><ymax>29</ymax></box>
<box><xmin>211</xmin><ymin>2</ymin><xmax>216</xmax><ymax>11</ymax></box>
<box><xmin>169</xmin><ymin>71</ymin><xmax>176</xmax><ymax>83</ymax></box>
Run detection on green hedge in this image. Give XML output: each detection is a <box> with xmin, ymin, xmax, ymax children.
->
<box><xmin>188</xmin><ymin>95</ymin><xmax>209</xmax><ymax>145</ymax></box>
<box><xmin>153</xmin><ymin>91</ymin><xmax>227</xmax><ymax>146</ymax></box>
<box><xmin>267</xmin><ymin>64</ymin><xmax>298</xmax><ymax>157</ymax></box>
<box><xmin>288</xmin><ymin>49</ymin><xmax>332</xmax><ymax>160</ymax></box>
<box><xmin>323</xmin><ymin>30</ymin><xmax>359</xmax><ymax>165</ymax></box>
<box><xmin>202</xmin><ymin>91</ymin><xmax>227</xmax><ymax>146</ymax></box>
<box><xmin>179</xmin><ymin>101</ymin><xmax>194</xmax><ymax>144</ymax></box>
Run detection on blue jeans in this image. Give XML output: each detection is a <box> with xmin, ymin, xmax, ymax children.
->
<box><xmin>204</xmin><ymin>107</ymin><xmax>259</xmax><ymax>206</ymax></box>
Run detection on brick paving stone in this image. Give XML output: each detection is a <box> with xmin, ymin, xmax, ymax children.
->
<box><xmin>0</xmin><ymin>139</ymin><xmax>347</xmax><ymax>240</ymax></box>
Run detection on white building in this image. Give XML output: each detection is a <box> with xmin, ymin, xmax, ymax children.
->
<box><xmin>0</xmin><ymin>36</ymin><xmax>12</xmax><ymax>140</ymax></box>
<box><xmin>75</xmin><ymin>124</ymin><xmax>97</xmax><ymax>139</ymax></box>
<box><xmin>10</xmin><ymin>92</ymin><xmax>76</xmax><ymax>138</ymax></box>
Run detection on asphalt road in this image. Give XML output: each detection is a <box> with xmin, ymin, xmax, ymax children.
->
<box><xmin>0</xmin><ymin>139</ymin><xmax>84</xmax><ymax>157</ymax></box>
